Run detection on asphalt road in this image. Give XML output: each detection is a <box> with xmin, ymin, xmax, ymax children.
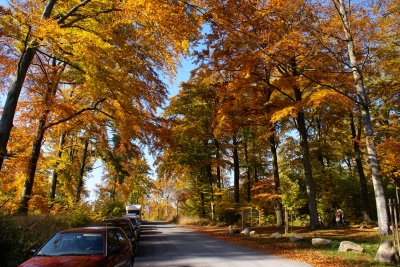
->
<box><xmin>134</xmin><ymin>220</ymin><xmax>312</xmax><ymax>267</ymax></box>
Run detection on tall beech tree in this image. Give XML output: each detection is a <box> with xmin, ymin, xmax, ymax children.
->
<box><xmin>0</xmin><ymin>0</ymin><xmax>78</xmax><ymax>169</ymax></box>
<box><xmin>372</xmin><ymin>0</ymin><xmax>400</xmax><ymax>202</ymax></box>
<box><xmin>287</xmin><ymin>0</ymin><xmax>381</xmax><ymax>225</ymax></box>
<box><xmin>0</xmin><ymin>0</ymin><xmax>202</xmax><ymax>167</ymax></box>
<box><xmin>350</xmin><ymin>111</ymin><xmax>372</xmax><ymax>221</ymax></box>
<box><xmin>1</xmin><ymin>0</ymin><xmax>203</xmax><ymax>212</ymax></box>
<box><xmin>163</xmin><ymin>75</ymin><xmax>223</xmax><ymax>217</ymax></box>
<box><xmin>303</xmin><ymin>0</ymin><xmax>391</xmax><ymax>235</ymax></box>
<box><xmin>20</xmin><ymin>57</ymin><xmax>66</xmax><ymax>213</ymax></box>
<box><xmin>198</xmin><ymin>0</ymin><xmax>324</xmax><ymax>228</ymax></box>
<box><xmin>17</xmin><ymin>51</ymin><xmax>109</xmax><ymax>212</ymax></box>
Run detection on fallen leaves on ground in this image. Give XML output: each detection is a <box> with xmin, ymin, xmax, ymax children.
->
<box><xmin>184</xmin><ymin>225</ymin><xmax>383</xmax><ymax>267</ymax></box>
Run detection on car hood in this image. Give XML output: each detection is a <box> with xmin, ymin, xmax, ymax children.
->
<box><xmin>19</xmin><ymin>255</ymin><xmax>104</xmax><ymax>267</ymax></box>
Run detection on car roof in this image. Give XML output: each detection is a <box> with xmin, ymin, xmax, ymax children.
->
<box><xmin>57</xmin><ymin>226</ymin><xmax>121</xmax><ymax>234</ymax></box>
<box><xmin>103</xmin><ymin>217</ymin><xmax>132</xmax><ymax>222</ymax></box>
<box><xmin>124</xmin><ymin>215</ymin><xmax>138</xmax><ymax>220</ymax></box>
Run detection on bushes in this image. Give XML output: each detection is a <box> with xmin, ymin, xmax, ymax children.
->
<box><xmin>0</xmin><ymin>207</ymin><xmax>101</xmax><ymax>267</ymax></box>
<box><xmin>69</xmin><ymin>206</ymin><xmax>97</xmax><ymax>228</ymax></box>
<box><xmin>95</xmin><ymin>200</ymin><xmax>126</xmax><ymax>219</ymax></box>
<box><xmin>0</xmin><ymin>214</ymin><xmax>20</xmax><ymax>267</ymax></box>
<box><xmin>0</xmin><ymin>214</ymin><xmax>64</xmax><ymax>267</ymax></box>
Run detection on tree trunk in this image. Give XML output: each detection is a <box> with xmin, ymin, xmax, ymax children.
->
<box><xmin>214</xmin><ymin>139</ymin><xmax>222</xmax><ymax>190</ymax></box>
<box><xmin>206</xmin><ymin>164</ymin><xmax>215</xmax><ymax>219</ymax></box>
<box><xmin>297</xmin><ymin>109</ymin><xmax>320</xmax><ymax>228</ymax></box>
<box><xmin>269</xmin><ymin>130</ymin><xmax>283</xmax><ymax>226</ymax></box>
<box><xmin>0</xmin><ymin>48</ymin><xmax>37</xmax><ymax>169</ymax></box>
<box><xmin>290</xmin><ymin>55</ymin><xmax>319</xmax><ymax>228</ymax></box>
<box><xmin>254</xmin><ymin>139</ymin><xmax>260</xmax><ymax>183</ymax></box>
<box><xmin>200</xmin><ymin>191</ymin><xmax>206</xmax><ymax>218</ymax></box>
<box><xmin>244</xmin><ymin>139</ymin><xmax>251</xmax><ymax>203</ymax></box>
<box><xmin>270</xmin><ymin>131</ymin><xmax>280</xmax><ymax>190</ymax></box>
<box><xmin>350</xmin><ymin>112</ymin><xmax>372</xmax><ymax>222</ymax></box>
<box><xmin>110</xmin><ymin>177</ymin><xmax>117</xmax><ymax>202</ymax></box>
<box><xmin>49</xmin><ymin>131</ymin><xmax>67</xmax><ymax>201</ymax></box>
<box><xmin>0</xmin><ymin>0</ymin><xmax>57</xmax><ymax>169</ymax></box>
<box><xmin>75</xmin><ymin>140</ymin><xmax>89</xmax><ymax>203</ymax></box>
<box><xmin>254</xmin><ymin>166</ymin><xmax>259</xmax><ymax>183</ymax></box>
<box><xmin>334</xmin><ymin>0</ymin><xmax>390</xmax><ymax>235</ymax></box>
<box><xmin>232</xmin><ymin>135</ymin><xmax>240</xmax><ymax>204</ymax></box>
<box><xmin>19</xmin><ymin>118</ymin><xmax>47</xmax><ymax>214</ymax></box>
<box><xmin>19</xmin><ymin>57</ymin><xmax>63</xmax><ymax>214</ymax></box>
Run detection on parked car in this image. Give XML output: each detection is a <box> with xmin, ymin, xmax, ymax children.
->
<box><xmin>102</xmin><ymin>217</ymin><xmax>139</xmax><ymax>254</ymax></box>
<box><xmin>18</xmin><ymin>226</ymin><xmax>134</xmax><ymax>267</ymax></box>
<box><xmin>124</xmin><ymin>215</ymin><xmax>141</xmax><ymax>239</ymax></box>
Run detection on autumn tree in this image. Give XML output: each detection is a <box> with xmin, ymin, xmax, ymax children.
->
<box><xmin>369</xmin><ymin>0</ymin><xmax>400</xmax><ymax>204</ymax></box>
<box><xmin>0</xmin><ymin>0</ymin><xmax>203</xmax><ymax>213</ymax></box>
<box><xmin>196</xmin><ymin>0</ymin><xmax>330</xmax><ymax>228</ymax></box>
<box><xmin>0</xmin><ymin>0</ymin><xmax>83</xmax><ymax>169</ymax></box>
<box><xmin>163</xmin><ymin>80</ymin><xmax>219</xmax><ymax>218</ymax></box>
<box><xmin>298</xmin><ymin>0</ymin><xmax>392</xmax><ymax>235</ymax></box>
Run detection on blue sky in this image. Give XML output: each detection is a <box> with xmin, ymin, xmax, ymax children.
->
<box><xmin>0</xmin><ymin>0</ymin><xmax>198</xmax><ymax>200</ymax></box>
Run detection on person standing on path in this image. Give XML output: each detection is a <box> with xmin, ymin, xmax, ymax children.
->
<box><xmin>336</xmin><ymin>210</ymin><xmax>342</xmax><ymax>226</ymax></box>
<box><xmin>338</xmin><ymin>209</ymin><xmax>347</xmax><ymax>227</ymax></box>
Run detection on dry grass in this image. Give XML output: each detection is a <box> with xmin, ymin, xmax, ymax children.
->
<box><xmin>184</xmin><ymin>224</ymin><xmax>393</xmax><ymax>267</ymax></box>
<box><xmin>171</xmin><ymin>215</ymin><xmax>210</xmax><ymax>225</ymax></box>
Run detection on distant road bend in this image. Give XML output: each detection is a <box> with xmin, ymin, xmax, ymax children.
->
<box><xmin>135</xmin><ymin>220</ymin><xmax>312</xmax><ymax>267</ymax></box>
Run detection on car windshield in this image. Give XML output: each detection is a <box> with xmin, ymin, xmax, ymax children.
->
<box><xmin>36</xmin><ymin>232</ymin><xmax>104</xmax><ymax>256</ymax></box>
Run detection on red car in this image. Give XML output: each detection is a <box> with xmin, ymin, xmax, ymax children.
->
<box><xmin>18</xmin><ymin>226</ymin><xmax>134</xmax><ymax>267</ymax></box>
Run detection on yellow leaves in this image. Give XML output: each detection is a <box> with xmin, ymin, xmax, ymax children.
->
<box><xmin>181</xmin><ymin>39</ymin><xmax>190</xmax><ymax>54</ymax></box>
<box><xmin>253</xmin><ymin>193</ymin><xmax>282</xmax><ymax>201</ymax></box>
<box><xmin>377</xmin><ymin>137</ymin><xmax>400</xmax><ymax>181</ymax></box>
<box><xmin>269</xmin><ymin>89</ymin><xmax>354</xmax><ymax>124</ymax></box>
<box><xmin>270</xmin><ymin>105</ymin><xmax>298</xmax><ymax>123</ymax></box>
<box><xmin>35</xmin><ymin>18</ymin><xmax>63</xmax><ymax>46</ymax></box>
<box><xmin>307</xmin><ymin>89</ymin><xmax>353</xmax><ymax>111</ymax></box>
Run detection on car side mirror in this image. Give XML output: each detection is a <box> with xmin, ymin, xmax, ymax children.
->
<box><xmin>30</xmin><ymin>250</ymin><xmax>36</xmax><ymax>256</ymax></box>
<box><xmin>110</xmin><ymin>246</ymin><xmax>121</xmax><ymax>255</ymax></box>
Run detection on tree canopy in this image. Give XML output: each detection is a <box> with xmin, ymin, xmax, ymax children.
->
<box><xmin>0</xmin><ymin>0</ymin><xmax>400</xmax><ymax>236</ymax></box>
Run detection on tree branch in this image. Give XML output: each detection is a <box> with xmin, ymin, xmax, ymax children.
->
<box><xmin>57</xmin><ymin>0</ymin><xmax>92</xmax><ymax>25</ymax></box>
<box><xmin>42</xmin><ymin>0</ymin><xmax>57</xmax><ymax>19</ymax></box>
<box><xmin>44</xmin><ymin>98</ymin><xmax>106</xmax><ymax>130</ymax></box>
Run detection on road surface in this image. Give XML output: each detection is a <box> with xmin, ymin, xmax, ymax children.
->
<box><xmin>134</xmin><ymin>220</ymin><xmax>312</xmax><ymax>267</ymax></box>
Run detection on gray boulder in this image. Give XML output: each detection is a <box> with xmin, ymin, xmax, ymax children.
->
<box><xmin>338</xmin><ymin>241</ymin><xmax>364</xmax><ymax>252</ymax></box>
<box><xmin>290</xmin><ymin>235</ymin><xmax>304</xmax><ymax>242</ymax></box>
<box><xmin>241</xmin><ymin>228</ymin><xmax>250</xmax><ymax>235</ymax></box>
<box><xmin>249</xmin><ymin>231</ymin><xmax>259</xmax><ymax>237</ymax></box>
<box><xmin>270</xmin><ymin>232</ymin><xmax>282</xmax><ymax>239</ymax></box>
<box><xmin>312</xmin><ymin>238</ymin><xmax>333</xmax><ymax>247</ymax></box>
<box><xmin>375</xmin><ymin>240</ymin><xmax>400</xmax><ymax>264</ymax></box>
